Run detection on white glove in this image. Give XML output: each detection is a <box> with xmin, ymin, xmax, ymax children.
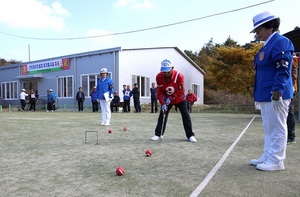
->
<box><xmin>272</xmin><ymin>98</ymin><xmax>284</xmax><ymax>111</ymax></box>
<box><xmin>97</xmin><ymin>99</ymin><xmax>100</xmax><ymax>103</ymax></box>
<box><xmin>254</xmin><ymin>101</ymin><xmax>260</xmax><ymax>110</ymax></box>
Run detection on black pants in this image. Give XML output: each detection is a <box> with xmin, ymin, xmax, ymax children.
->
<box><xmin>20</xmin><ymin>99</ymin><xmax>26</xmax><ymax>111</ymax></box>
<box><xmin>92</xmin><ymin>101</ymin><xmax>98</xmax><ymax>112</ymax></box>
<box><xmin>111</xmin><ymin>103</ymin><xmax>119</xmax><ymax>112</ymax></box>
<box><xmin>133</xmin><ymin>97</ymin><xmax>141</xmax><ymax>112</ymax></box>
<box><xmin>287</xmin><ymin>99</ymin><xmax>296</xmax><ymax>141</ymax></box>
<box><xmin>47</xmin><ymin>102</ymin><xmax>53</xmax><ymax>111</ymax></box>
<box><xmin>151</xmin><ymin>98</ymin><xmax>158</xmax><ymax>113</ymax></box>
<box><xmin>154</xmin><ymin>100</ymin><xmax>195</xmax><ymax>139</ymax></box>
<box><xmin>78</xmin><ymin>99</ymin><xmax>84</xmax><ymax>111</ymax></box>
<box><xmin>123</xmin><ymin>100</ymin><xmax>130</xmax><ymax>112</ymax></box>
<box><xmin>29</xmin><ymin>99</ymin><xmax>36</xmax><ymax>111</ymax></box>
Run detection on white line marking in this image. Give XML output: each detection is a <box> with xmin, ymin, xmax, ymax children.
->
<box><xmin>190</xmin><ymin>116</ymin><xmax>256</xmax><ymax>197</ymax></box>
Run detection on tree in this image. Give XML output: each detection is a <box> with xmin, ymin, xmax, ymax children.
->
<box><xmin>0</xmin><ymin>58</ymin><xmax>21</xmax><ymax>66</ymax></box>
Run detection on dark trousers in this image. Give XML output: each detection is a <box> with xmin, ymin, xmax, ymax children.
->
<box><xmin>151</xmin><ymin>98</ymin><xmax>158</xmax><ymax>113</ymax></box>
<box><xmin>123</xmin><ymin>100</ymin><xmax>130</xmax><ymax>112</ymax></box>
<box><xmin>187</xmin><ymin>101</ymin><xmax>193</xmax><ymax>113</ymax></box>
<box><xmin>47</xmin><ymin>102</ymin><xmax>53</xmax><ymax>111</ymax></box>
<box><xmin>287</xmin><ymin>99</ymin><xmax>296</xmax><ymax>141</ymax></box>
<box><xmin>92</xmin><ymin>101</ymin><xmax>98</xmax><ymax>112</ymax></box>
<box><xmin>133</xmin><ymin>97</ymin><xmax>141</xmax><ymax>112</ymax></box>
<box><xmin>111</xmin><ymin>103</ymin><xmax>119</xmax><ymax>112</ymax></box>
<box><xmin>154</xmin><ymin>100</ymin><xmax>195</xmax><ymax>139</ymax></box>
<box><xmin>78</xmin><ymin>99</ymin><xmax>84</xmax><ymax>111</ymax></box>
<box><xmin>29</xmin><ymin>99</ymin><xmax>36</xmax><ymax>111</ymax></box>
<box><xmin>20</xmin><ymin>99</ymin><xmax>26</xmax><ymax>110</ymax></box>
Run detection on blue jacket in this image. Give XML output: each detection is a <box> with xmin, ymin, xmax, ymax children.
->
<box><xmin>123</xmin><ymin>89</ymin><xmax>132</xmax><ymax>101</ymax></box>
<box><xmin>254</xmin><ymin>33</ymin><xmax>294</xmax><ymax>102</ymax></box>
<box><xmin>90</xmin><ymin>90</ymin><xmax>97</xmax><ymax>102</ymax></box>
<box><xmin>96</xmin><ymin>77</ymin><xmax>114</xmax><ymax>100</ymax></box>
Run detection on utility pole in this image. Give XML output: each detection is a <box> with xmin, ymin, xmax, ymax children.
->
<box><xmin>28</xmin><ymin>44</ymin><xmax>31</xmax><ymax>62</ymax></box>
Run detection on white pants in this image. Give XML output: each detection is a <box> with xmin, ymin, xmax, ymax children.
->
<box><xmin>99</xmin><ymin>99</ymin><xmax>111</xmax><ymax>124</ymax></box>
<box><xmin>259</xmin><ymin>100</ymin><xmax>290</xmax><ymax>163</ymax></box>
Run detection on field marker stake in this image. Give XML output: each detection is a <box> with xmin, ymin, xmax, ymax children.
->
<box><xmin>190</xmin><ymin>116</ymin><xmax>256</xmax><ymax>197</ymax></box>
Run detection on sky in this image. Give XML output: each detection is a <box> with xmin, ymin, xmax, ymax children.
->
<box><xmin>0</xmin><ymin>0</ymin><xmax>299</xmax><ymax>62</ymax></box>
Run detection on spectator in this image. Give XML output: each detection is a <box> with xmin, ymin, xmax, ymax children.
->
<box><xmin>20</xmin><ymin>89</ymin><xmax>28</xmax><ymax>112</ymax></box>
<box><xmin>76</xmin><ymin>87</ymin><xmax>85</xmax><ymax>112</ymax></box>
<box><xmin>122</xmin><ymin>85</ymin><xmax>132</xmax><ymax>113</ymax></box>
<box><xmin>132</xmin><ymin>83</ymin><xmax>141</xmax><ymax>113</ymax></box>
<box><xmin>50</xmin><ymin>89</ymin><xmax>56</xmax><ymax>111</ymax></box>
<box><xmin>150</xmin><ymin>82</ymin><xmax>158</xmax><ymax>113</ymax></box>
<box><xmin>111</xmin><ymin>91</ymin><xmax>120</xmax><ymax>112</ymax></box>
<box><xmin>47</xmin><ymin>90</ymin><xmax>53</xmax><ymax>112</ymax></box>
<box><xmin>90</xmin><ymin>86</ymin><xmax>98</xmax><ymax>112</ymax></box>
<box><xmin>186</xmin><ymin>89</ymin><xmax>197</xmax><ymax>113</ymax></box>
<box><xmin>29</xmin><ymin>88</ymin><xmax>38</xmax><ymax>111</ymax></box>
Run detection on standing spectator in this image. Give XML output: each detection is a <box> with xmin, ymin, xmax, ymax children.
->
<box><xmin>150</xmin><ymin>82</ymin><xmax>158</xmax><ymax>113</ymax></box>
<box><xmin>151</xmin><ymin>59</ymin><xmax>197</xmax><ymax>142</ymax></box>
<box><xmin>250</xmin><ymin>11</ymin><xmax>294</xmax><ymax>171</ymax></box>
<box><xmin>50</xmin><ymin>89</ymin><xmax>56</xmax><ymax>111</ymax></box>
<box><xmin>186</xmin><ymin>89</ymin><xmax>197</xmax><ymax>113</ymax></box>
<box><xmin>90</xmin><ymin>86</ymin><xmax>98</xmax><ymax>112</ymax></box>
<box><xmin>122</xmin><ymin>85</ymin><xmax>132</xmax><ymax>113</ymax></box>
<box><xmin>132</xmin><ymin>83</ymin><xmax>141</xmax><ymax>113</ymax></box>
<box><xmin>20</xmin><ymin>89</ymin><xmax>28</xmax><ymax>112</ymax></box>
<box><xmin>111</xmin><ymin>91</ymin><xmax>120</xmax><ymax>112</ymax></box>
<box><xmin>122</xmin><ymin>84</ymin><xmax>126</xmax><ymax>112</ymax></box>
<box><xmin>96</xmin><ymin>68</ymin><xmax>114</xmax><ymax>126</ymax></box>
<box><xmin>29</xmin><ymin>88</ymin><xmax>38</xmax><ymax>111</ymax></box>
<box><xmin>287</xmin><ymin>53</ymin><xmax>298</xmax><ymax>144</ymax></box>
<box><xmin>47</xmin><ymin>90</ymin><xmax>53</xmax><ymax>112</ymax></box>
<box><xmin>76</xmin><ymin>87</ymin><xmax>85</xmax><ymax>111</ymax></box>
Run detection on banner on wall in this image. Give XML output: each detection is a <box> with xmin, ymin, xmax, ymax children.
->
<box><xmin>21</xmin><ymin>58</ymin><xmax>70</xmax><ymax>75</ymax></box>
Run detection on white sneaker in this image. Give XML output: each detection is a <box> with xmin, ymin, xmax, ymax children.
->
<box><xmin>250</xmin><ymin>157</ymin><xmax>266</xmax><ymax>166</ymax></box>
<box><xmin>151</xmin><ymin>135</ymin><xmax>163</xmax><ymax>141</ymax></box>
<box><xmin>189</xmin><ymin>136</ymin><xmax>197</xmax><ymax>142</ymax></box>
<box><xmin>256</xmin><ymin>161</ymin><xmax>285</xmax><ymax>171</ymax></box>
<box><xmin>101</xmin><ymin>122</ymin><xmax>105</xmax><ymax>126</ymax></box>
<box><xmin>104</xmin><ymin>123</ymin><xmax>110</xmax><ymax>126</ymax></box>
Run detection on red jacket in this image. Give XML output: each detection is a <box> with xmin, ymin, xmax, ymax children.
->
<box><xmin>156</xmin><ymin>70</ymin><xmax>185</xmax><ymax>105</ymax></box>
<box><xmin>186</xmin><ymin>93</ymin><xmax>197</xmax><ymax>103</ymax></box>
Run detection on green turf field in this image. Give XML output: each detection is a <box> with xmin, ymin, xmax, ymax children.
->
<box><xmin>0</xmin><ymin>111</ymin><xmax>299</xmax><ymax>197</ymax></box>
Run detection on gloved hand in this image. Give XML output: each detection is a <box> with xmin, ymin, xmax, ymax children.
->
<box><xmin>161</xmin><ymin>104</ymin><xmax>167</xmax><ymax>111</ymax></box>
<box><xmin>97</xmin><ymin>99</ymin><xmax>100</xmax><ymax>103</ymax></box>
<box><xmin>165</xmin><ymin>98</ymin><xmax>170</xmax><ymax>105</ymax></box>
<box><xmin>254</xmin><ymin>101</ymin><xmax>260</xmax><ymax>110</ymax></box>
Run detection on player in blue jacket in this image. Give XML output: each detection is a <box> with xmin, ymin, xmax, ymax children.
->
<box><xmin>96</xmin><ymin>68</ymin><xmax>114</xmax><ymax>126</ymax></box>
<box><xmin>250</xmin><ymin>11</ymin><xmax>294</xmax><ymax>171</ymax></box>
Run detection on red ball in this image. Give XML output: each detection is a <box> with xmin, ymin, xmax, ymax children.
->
<box><xmin>123</xmin><ymin>127</ymin><xmax>127</xmax><ymax>131</ymax></box>
<box><xmin>108</xmin><ymin>129</ymin><xmax>112</xmax><ymax>133</ymax></box>
<box><xmin>116</xmin><ymin>166</ymin><xmax>125</xmax><ymax>176</ymax></box>
<box><xmin>145</xmin><ymin>150</ymin><xmax>152</xmax><ymax>157</ymax></box>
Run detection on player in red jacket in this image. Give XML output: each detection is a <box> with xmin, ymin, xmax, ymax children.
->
<box><xmin>151</xmin><ymin>59</ymin><xmax>197</xmax><ymax>142</ymax></box>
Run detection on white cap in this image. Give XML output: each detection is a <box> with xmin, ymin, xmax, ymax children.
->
<box><xmin>49</xmin><ymin>89</ymin><xmax>53</xmax><ymax>91</ymax></box>
<box><xmin>250</xmin><ymin>11</ymin><xmax>278</xmax><ymax>33</ymax></box>
<box><xmin>22</xmin><ymin>89</ymin><xmax>26</xmax><ymax>91</ymax></box>
<box><xmin>160</xmin><ymin>59</ymin><xmax>172</xmax><ymax>72</ymax></box>
<box><xmin>100</xmin><ymin>68</ymin><xmax>108</xmax><ymax>74</ymax></box>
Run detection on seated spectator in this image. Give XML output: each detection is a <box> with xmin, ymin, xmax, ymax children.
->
<box><xmin>111</xmin><ymin>91</ymin><xmax>120</xmax><ymax>112</ymax></box>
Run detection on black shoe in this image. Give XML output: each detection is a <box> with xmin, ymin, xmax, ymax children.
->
<box><xmin>287</xmin><ymin>139</ymin><xmax>296</xmax><ymax>144</ymax></box>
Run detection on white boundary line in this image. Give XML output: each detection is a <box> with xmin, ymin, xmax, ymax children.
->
<box><xmin>190</xmin><ymin>116</ymin><xmax>256</xmax><ymax>197</ymax></box>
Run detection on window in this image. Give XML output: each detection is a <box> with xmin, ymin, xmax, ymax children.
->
<box><xmin>192</xmin><ymin>84</ymin><xmax>200</xmax><ymax>97</ymax></box>
<box><xmin>81</xmin><ymin>73</ymin><xmax>110</xmax><ymax>97</ymax></box>
<box><xmin>1</xmin><ymin>81</ymin><xmax>18</xmax><ymax>99</ymax></box>
<box><xmin>58</xmin><ymin>76</ymin><xmax>73</xmax><ymax>98</ymax></box>
<box><xmin>132</xmin><ymin>75</ymin><xmax>150</xmax><ymax>97</ymax></box>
